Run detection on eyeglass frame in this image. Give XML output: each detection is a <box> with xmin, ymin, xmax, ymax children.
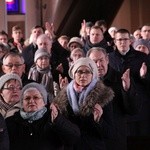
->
<box><xmin>2</xmin><ymin>85</ymin><xmax>22</xmax><ymax>91</ymax></box>
<box><xmin>3</xmin><ymin>63</ymin><xmax>24</xmax><ymax>68</ymax></box>
<box><xmin>75</xmin><ymin>69</ymin><xmax>92</xmax><ymax>76</ymax></box>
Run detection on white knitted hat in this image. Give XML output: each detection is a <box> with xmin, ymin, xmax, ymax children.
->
<box><xmin>68</xmin><ymin>57</ymin><xmax>98</xmax><ymax>79</ymax></box>
<box><xmin>0</xmin><ymin>73</ymin><xmax>22</xmax><ymax>90</ymax></box>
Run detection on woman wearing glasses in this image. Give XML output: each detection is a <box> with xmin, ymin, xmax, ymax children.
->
<box><xmin>53</xmin><ymin>57</ymin><xmax>115</xmax><ymax>150</ymax></box>
<box><xmin>5</xmin><ymin>82</ymin><xmax>80</xmax><ymax>150</ymax></box>
<box><xmin>0</xmin><ymin>73</ymin><xmax>22</xmax><ymax>118</ymax></box>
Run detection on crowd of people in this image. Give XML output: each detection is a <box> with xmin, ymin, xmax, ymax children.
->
<box><xmin>0</xmin><ymin>19</ymin><xmax>150</xmax><ymax>150</ymax></box>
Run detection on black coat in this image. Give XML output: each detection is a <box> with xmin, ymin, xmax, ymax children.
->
<box><xmin>0</xmin><ymin>113</ymin><xmax>9</xmax><ymax>150</ymax></box>
<box><xmin>102</xmin><ymin>66</ymin><xmax>141</xmax><ymax>150</ymax></box>
<box><xmin>53</xmin><ymin>80</ymin><xmax>115</xmax><ymax>150</ymax></box>
<box><xmin>109</xmin><ymin>47</ymin><xmax>150</xmax><ymax>136</ymax></box>
<box><xmin>84</xmin><ymin>38</ymin><xmax>113</xmax><ymax>54</ymax></box>
<box><xmin>6</xmin><ymin>110</ymin><xmax>80</xmax><ymax>150</ymax></box>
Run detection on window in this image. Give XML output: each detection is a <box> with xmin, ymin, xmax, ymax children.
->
<box><xmin>6</xmin><ymin>0</ymin><xmax>26</xmax><ymax>14</ymax></box>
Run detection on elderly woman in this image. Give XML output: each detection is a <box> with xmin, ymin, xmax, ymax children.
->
<box><xmin>69</xmin><ymin>47</ymin><xmax>85</xmax><ymax>66</ymax></box>
<box><xmin>6</xmin><ymin>82</ymin><xmax>80</xmax><ymax>150</ymax></box>
<box><xmin>53</xmin><ymin>57</ymin><xmax>115</xmax><ymax>150</ymax></box>
<box><xmin>0</xmin><ymin>73</ymin><xmax>22</xmax><ymax>118</ymax></box>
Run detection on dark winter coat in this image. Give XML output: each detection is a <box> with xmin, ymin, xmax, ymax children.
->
<box><xmin>0</xmin><ymin>113</ymin><xmax>9</xmax><ymax>150</ymax></box>
<box><xmin>6</xmin><ymin>110</ymin><xmax>80</xmax><ymax>150</ymax></box>
<box><xmin>84</xmin><ymin>38</ymin><xmax>113</xmax><ymax>54</ymax></box>
<box><xmin>53</xmin><ymin>80</ymin><xmax>115</xmax><ymax>150</ymax></box>
<box><xmin>109</xmin><ymin>47</ymin><xmax>150</xmax><ymax>136</ymax></box>
<box><xmin>102</xmin><ymin>66</ymin><xmax>141</xmax><ymax>150</ymax></box>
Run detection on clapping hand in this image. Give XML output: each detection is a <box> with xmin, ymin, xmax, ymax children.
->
<box><xmin>93</xmin><ymin>103</ymin><xmax>103</xmax><ymax>123</ymax></box>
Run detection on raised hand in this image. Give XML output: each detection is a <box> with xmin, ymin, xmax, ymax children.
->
<box><xmin>93</xmin><ymin>103</ymin><xmax>103</xmax><ymax>123</ymax></box>
<box><xmin>140</xmin><ymin>62</ymin><xmax>147</xmax><ymax>78</ymax></box>
<box><xmin>121</xmin><ymin>68</ymin><xmax>130</xmax><ymax>91</ymax></box>
<box><xmin>45</xmin><ymin>22</ymin><xmax>55</xmax><ymax>40</ymax></box>
<box><xmin>59</xmin><ymin>74</ymin><xmax>68</xmax><ymax>89</ymax></box>
<box><xmin>50</xmin><ymin>103</ymin><xmax>59</xmax><ymax>123</ymax></box>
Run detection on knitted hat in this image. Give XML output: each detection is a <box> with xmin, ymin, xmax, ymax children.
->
<box><xmin>68</xmin><ymin>57</ymin><xmax>98</xmax><ymax>79</ymax></box>
<box><xmin>34</xmin><ymin>48</ymin><xmax>50</xmax><ymax>62</ymax></box>
<box><xmin>67</xmin><ymin>37</ymin><xmax>84</xmax><ymax>48</ymax></box>
<box><xmin>133</xmin><ymin>39</ymin><xmax>150</xmax><ymax>51</ymax></box>
<box><xmin>21</xmin><ymin>82</ymin><xmax>48</xmax><ymax>104</ymax></box>
<box><xmin>0</xmin><ymin>73</ymin><xmax>22</xmax><ymax>90</ymax></box>
<box><xmin>70</xmin><ymin>48</ymin><xmax>85</xmax><ymax>59</ymax></box>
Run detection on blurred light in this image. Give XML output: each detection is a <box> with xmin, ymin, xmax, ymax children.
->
<box><xmin>6</xmin><ymin>0</ymin><xmax>14</xmax><ymax>4</ymax></box>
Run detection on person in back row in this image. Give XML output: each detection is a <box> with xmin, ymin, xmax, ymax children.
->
<box><xmin>109</xmin><ymin>28</ymin><xmax>150</xmax><ymax>148</ymax></box>
<box><xmin>22</xmin><ymin>25</ymin><xmax>44</xmax><ymax>74</ymax></box>
<box><xmin>84</xmin><ymin>25</ymin><xmax>113</xmax><ymax>54</ymax></box>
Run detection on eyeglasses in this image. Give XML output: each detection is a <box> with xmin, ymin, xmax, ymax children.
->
<box><xmin>115</xmin><ymin>38</ymin><xmax>130</xmax><ymax>42</ymax></box>
<box><xmin>75</xmin><ymin>70</ymin><xmax>92</xmax><ymax>76</ymax></box>
<box><xmin>3</xmin><ymin>86</ymin><xmax>22</xmax><ymax>91</ymax></box>
<box><xmin>23</xmin><ymin>96</ymin><xmax>43</xmax><ymax>101</ymax></box>
<box><xmin>4</xmin><ymin>64</ymin><xmax>23</xmax><ymax>68</ymax></box>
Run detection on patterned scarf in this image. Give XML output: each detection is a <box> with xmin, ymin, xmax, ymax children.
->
<box><xmin>28</xmin><ymin>66</ymin><xmax>54</xmax><ymax>99</ymax></box>
<box><xmin>67</xmin><ymin>79</ymin><xmax>98</xmax><ymax>114</ymax></box>
<box><xmin>20</xmin><ymin>107</ymin><xmax>47</xmax><ymax>122</ymax></box>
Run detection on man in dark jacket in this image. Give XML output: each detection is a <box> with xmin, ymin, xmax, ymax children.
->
<box><xmin>109</xmin><ymin>28</ymin><xmax>150</xmax><ymax>149</ymax></box>
<box><xmin>83</xmin><ymin>25</ymin><xmax>113</xmax><ymax>54</ymax></box>
<box><xmin>87</xmin><ymin>47</ymin><xmax>141</xmax><ymax>150</ymax></box>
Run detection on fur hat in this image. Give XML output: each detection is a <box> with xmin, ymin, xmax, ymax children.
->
<box><xmin>68</xmin><ymin>57</ymin><xmax>98</xmax><ymax>79</ymax></box>
<box><xmin>133</xmin><ymin>39</ymin><xmax>150</xmax><ymax>51</ymax></box>
<box><xmin>67</xmin><ymin>37</ymin><xmax>84</xmax><ymax>48</ymax></box>
<box><xmin>34</xmin><ymin>48</ymin><xmax>50</xmax><ymax>62</ymax></box>
<box><xmin>21</xmin><ymin>82</ymin><xmax>48</xmax><ymax>104</ymax></box>
<box><xmin>0</xmin><ymin>73</ymin><xmax>22</xmax><ymax>90</ymax></box>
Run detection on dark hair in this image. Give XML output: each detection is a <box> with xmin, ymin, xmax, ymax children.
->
<box><xmin>116</xmin><ymin>29</ymin><xmax>130</xmax><ymax>37</ymax></box>
<box><xmin>12</xmin><ymin>25</ymin><xmax>22</xmax><ymax>32</ymax></box>
<box><xmin>0</xmin><ymin>30</ymin><xmax>8</xmax><ymax>37</ymax></box>
<box><xmin>95</xmin><ymin>20</ymin><xmax>107</xmax><ymax>28</ymax></box>
<box><xmin>90</xmin><ymin>25</ymin><xmax>103</xmax><ymax>33</ymax></box>
<box><xmin>31</xmin><ymin>25</ymin><xmax>45</xmax><ymax>33</ymax></box>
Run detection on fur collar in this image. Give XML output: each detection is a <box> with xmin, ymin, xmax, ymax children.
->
<box><xmin>53</xmin><ymin>80</ymin><xmax>114</xmax><ymax>116</ymax></box>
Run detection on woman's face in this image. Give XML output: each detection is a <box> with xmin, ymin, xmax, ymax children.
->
<box><xmin>1</xmin><ymin>80</ymin><xmax>21</xmax><ymax>105</ymax></box>
<box><xmin>71</xmin><ymin>51</ymin><xmax>84</xmax><ymax>63</ymax></box>
<box><xmin>22</xmin><ymin>88</ymin><xmax>45</xmax><ymax>112</ymax></box>
<box><xmin>74</xmin><ymin>66</ymin><xmax>93</xmax><ymax>87</ymax></box>
<box><xmin>36</xmin><ymin>56</ymin><xmax>50</xmax><ymax>69</ymax></box>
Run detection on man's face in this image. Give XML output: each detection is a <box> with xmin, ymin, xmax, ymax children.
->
<box><xmin>2</xmin><ymin>56</ymin><xmax>25</xmax><ymax>77</ymax></box>
<box><xmin>0</xmin><ymin>35</ymin><xmax>8</xmax><ymax>44</ymax></box>
<box><xmin>89</xmin><ymin>28</ymin><xmax>104</xmax><ymax>44</ymax></box>
<box><xmin>12</xmin><ymin>30</ymin><xmax>23</xmax><ymax>41</ymax></box>
<box><xmin>141</xmin><ymin>25</ymin><xmax>150</xmax><ymax>40</ymax></box>
<box><xmin>31</xmin><ymin>28</ymin><xmax>44</xmax><ymax>43</ymax></box>
<box><xmin>36</xmin><ymin>37</ymin><xmax>52</xmax><ymax>54</ymax></box>
<box><xmin>89</xmin><ymin>50</ymin><xmax>109</xmax><ymax>78</ymax></box>
<box><xmin>114</xmin><ymin>33</ymin><xmax>131</xmax><ymax>55</ymax></box>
